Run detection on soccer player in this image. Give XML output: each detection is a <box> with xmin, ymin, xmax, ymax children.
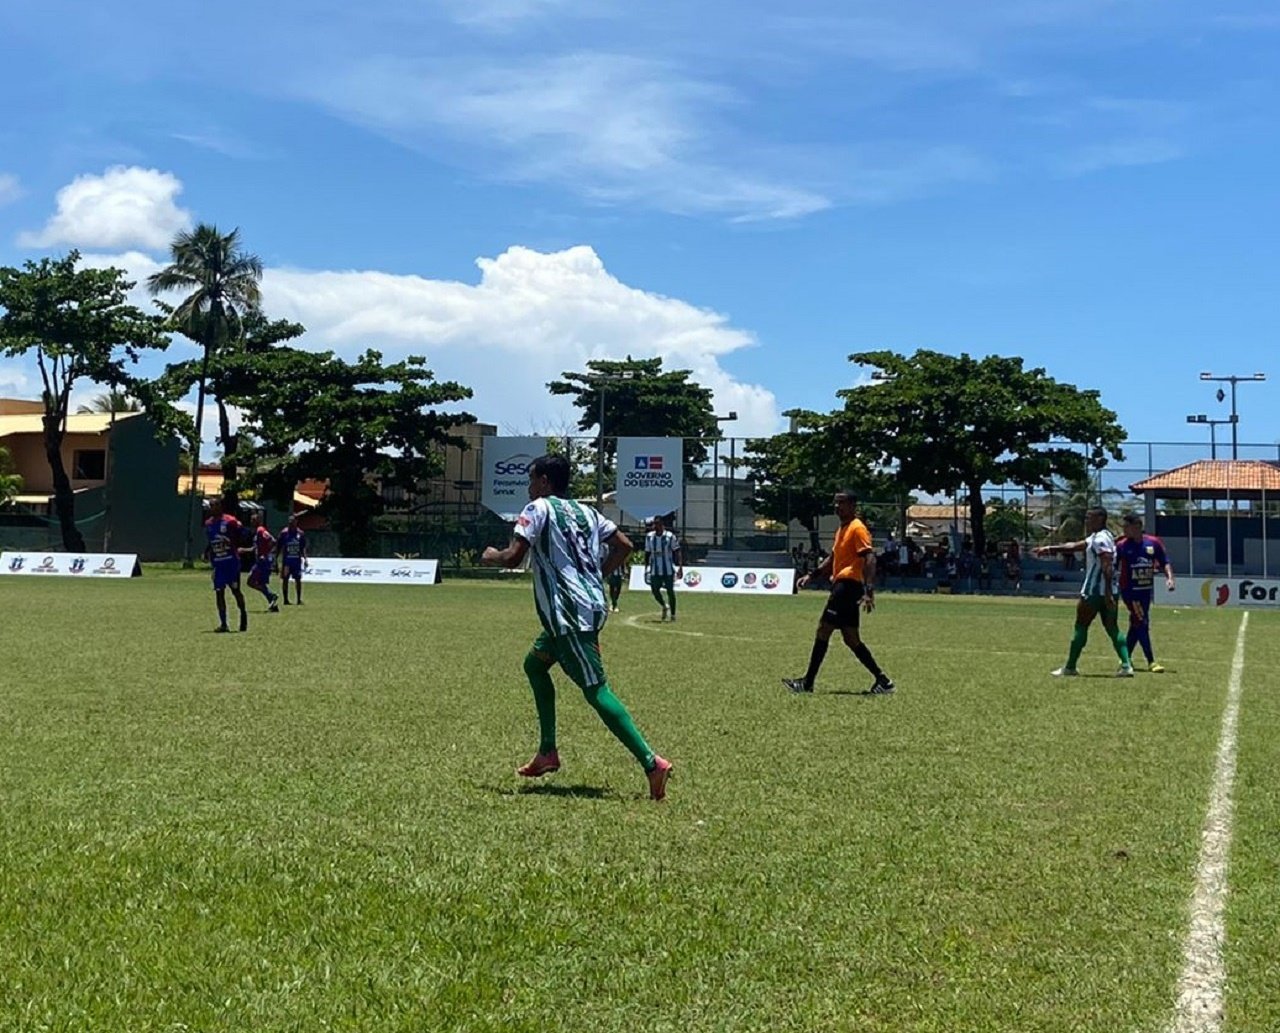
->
<box><xmin>204</xmin><ymin>496</ymin><xmax>248</xmax><ymax>633</ymax></box>
<box><xmin>1115</xmin><ymin>512</ymin><xmax>1176</xmax><ymax>672</ymax></box>
<box><xmin>644</xmin><ymin>514</ymin><xmax>682</xmax><ymax>621</ymax></box>
<box><xmin>276</xmin><ymin>514</ymin><xmax>307</xmax><ymax>605</ymax></box>
<box><xmin>1033</xmin><ymin>507</ymin><xmax>1134</xmax><ymax>677</ymax></box>
<box><xmin>245</xmin><ymin>511</ymin><xmax>280</xmax><ymax>612</ymax></box>
<box><xmin>783</xmin><ymin>490</ymin><xmax>894</xmax><ymax>695</ymax></box>
<box><xmin>607</xmin><ymin>547</ymin><xmax>630</xmax><ymax>613</ymax></box>
<box><xmin>481</xmin><ymin>454</ymin><xmax>673</xmax><ymax>801</ymax></box>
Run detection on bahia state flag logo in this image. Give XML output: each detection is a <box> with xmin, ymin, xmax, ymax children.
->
<box><xmin>624</xmin><ymin>453</ymin><xmax>674</xmax><ymax>489</ymax></box>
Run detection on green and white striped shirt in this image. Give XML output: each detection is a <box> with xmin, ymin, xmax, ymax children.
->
<box><xmin>515</xmin><ymin>496</ymin><xmax>617</xmax><ymax>635</ymax></box>
<box><xmin>1081</xmin><ymin>529</ymin><xmax>1116</xmax><ymax>598</ymax></box>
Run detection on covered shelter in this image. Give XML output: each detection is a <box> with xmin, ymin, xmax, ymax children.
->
<box><xmin>1130</xmin><ymin>460</ymin><xmax>1280</xmax><ymax>577</ymax></box>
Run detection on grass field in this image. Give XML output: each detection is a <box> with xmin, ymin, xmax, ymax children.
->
<box><xmin>1</xmin><ymin>572</ymin><xmax>1277</xmax><ymax>1032</ymax></box>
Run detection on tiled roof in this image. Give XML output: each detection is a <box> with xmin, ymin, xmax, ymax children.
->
<box><xmin>1130</xmin><ymin>460</ymin><xmax>1280</xmax><ymax>492</ymax></box>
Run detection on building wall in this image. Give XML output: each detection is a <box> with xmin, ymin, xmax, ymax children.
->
<box><xmin>105</xmin><ymin>415</ymin><xmax>191</xmax><ymax>560</ymax></box>
<box><xmin>3</xmin><ymin>429</ymin><xmax>113</xmax><ymax>494</ymax></box>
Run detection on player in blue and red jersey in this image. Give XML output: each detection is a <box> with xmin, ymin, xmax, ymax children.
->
<box><xmin>1116</xmin><ymin>513</ymin><xmax>1176</xmax><ymax>672</ymax></box>
<box><xmin>246</xmin><ymin>511</ymin><xmax>280</xmax><ymax>612</ymax></box>
<box><xmin>204</xmin><ymin>496</ymin><xmax>249</xmax><ymax>633</ymax></box>
<box><xmin>275</xmin><ymin>514</ymin><xmax>308</xmax><ymax>605</ymax></box>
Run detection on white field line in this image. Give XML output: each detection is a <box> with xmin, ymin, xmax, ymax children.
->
<box><xmin>1166</xmin><ymin>611</ymin><xmax>1249</xmax><ymax>1033</ymax></box>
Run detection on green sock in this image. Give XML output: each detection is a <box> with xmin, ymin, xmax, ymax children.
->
<box><xmin>523</xmin><ymin>652</ymin><xmax>558</xmax><ymax>754</ymax></box>
<box><xmin>1067</xmin><ymin>625</ymin><xmax>1088</xmax><ymax>668</ymax></box>
<box><xmin>1111</xmin><ymin>628</ymin><xmax>1131</xmax><ymax>665</ymax></box>
<box><xmin>581</xmin><ymin>681</ymin><xmax>655</xmax><ymax>769</ymax></box>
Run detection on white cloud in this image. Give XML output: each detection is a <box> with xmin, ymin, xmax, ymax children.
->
<box><xmin>264</xmin><ymin>245</ymin><xmax>782</xmax><ymax>435</ymax></box>
<box><xmin>0</xmin><ymin>363</ymin><xmax>34</xmax><ymax>396</ymax></box>
<box><xmin>68</xmin><ymin>243</ymin><xmax>784</xmax><ymax>438</ymax></box>
<box><xmin>0</xmin><ymin>173</ymin><xmax>22</xmax><ymax>206</ymax></box>
<box><xmin>1056</xmin><ymin>139</ymin><xmax>1185</xmax><ymax>176</ymax></box>
<box><xmin>17</xmin><ymin>166</ymin><xmax>192</xmax><ymax>250</ymax></box>
<box><xmin>302</xmin><ymin>53</ymin><xmax>830</xmax><ymax>221</ymax></box>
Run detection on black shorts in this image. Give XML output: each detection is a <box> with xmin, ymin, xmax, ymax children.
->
<box><xmin>821</xmin><ymin>579</ymin><xmax>864</xmax><ymax>628</ymax></box>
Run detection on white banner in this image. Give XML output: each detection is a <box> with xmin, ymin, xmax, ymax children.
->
<box><xmin>1169</xmin><ymin>577</ymin><xmax>1280</xmax><ymax>608</ymax></box>
<box><xmin>301</xmin><ymin>558</ymin><xmax>440</xmax><ymax>585</ymax></box>
<box><xmin>1</xmin><ymin>551</ymin><xmax>139</xmax><ymax>577</ymax></box>
<box><xmin>615</xmin><ymin>437</ymin><xmax>684</xmax><ymax>520</ymax></box>
<box><xmin>630</xmin><ymin>565</ymin><xmax>794</xmax><ymax>595</ymax></box>
<box><xmin>481</xmin><ymin>437</ymin><xmax>546</xmax><ymax>519</ymax></box>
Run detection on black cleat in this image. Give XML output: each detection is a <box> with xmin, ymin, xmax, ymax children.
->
<box><xmin>783</xmin><ymin>677</ymin><xmax>813</xmax><ymax>694</ymax></box>
<box><xmin>215</xmin><ymin>625</ymin><xmax>230</xmax><ymax>634</ymax></box>
<box><xmin>869</xmin><ymin>676</ymin><xmax>895</xmax><ymax>695</ymax></box>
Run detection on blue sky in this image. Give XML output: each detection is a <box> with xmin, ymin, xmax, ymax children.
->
<box><xmin>2</xmin><ymin>0</ymin><xmax>1278</xmax><ymax>456</ymax></box>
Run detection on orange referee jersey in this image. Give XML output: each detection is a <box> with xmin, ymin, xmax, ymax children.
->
<box><xmin>831</xmin><ymin>518</ymin><xmax>873</xmax><ymax>582</ymax></box>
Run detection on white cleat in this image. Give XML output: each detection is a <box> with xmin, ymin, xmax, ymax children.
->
<box><xmin>1116</xmin><ymin>664</ymin><xmax>1135</xmax><ymax>678</ymax></box>
<box><xmin>1051</xmin><ymin>667</ymin><xmax>1079</xmax><ymax>677</ymax></box>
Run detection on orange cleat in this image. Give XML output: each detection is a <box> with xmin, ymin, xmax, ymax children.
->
<box><xmin>647</xmin><ymin>755</ymin><xmax>673</xmax><ymax>801</ymax></box>
<box><xmin>517</xmin><ymin>751</ymin><xmax>561</xmax><ymax>778</ymax></box>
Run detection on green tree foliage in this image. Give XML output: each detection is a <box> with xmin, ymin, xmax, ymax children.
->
<box><xmin>227</xmin><ymin>349</ymin><xmax>474</xmax><ymax>557</ymax></box>
<box><xmin>547</xmin><ymin>357</ymin><xmax>721</xmax><ymax>480</ymax></box>
<box><xmin>804</xmin><ymin>350</ymin><xmax>1126</xmax><ymax>556</ymax></box>
<box><xmin>0</xmin><ymin>253</ymin><xmax>168</xmax><ymax>549</ymax></box>
<box><xmin>740</xmin><ymin>425</ymin><xmax>903</xmax><ymax>550</ymax></box>
<box><xmin>982</xmin><ymin>496</ymin><xmax>1030</xmax><ymax>546</ymax></box>
<box><xmin>147</xmin><ymin>225</ymin><xmax>263</xmax><ymax>500</ymax></box>
<box><xmin>0</xmin><ymin>444</ymin><xmax>21</xmax><ymax>508</ymax></box>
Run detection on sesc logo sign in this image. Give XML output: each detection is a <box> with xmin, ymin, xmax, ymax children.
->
<box><xmin>493</xmin><ymin>454</ymin><xmax>535</xmax><ymax>477</ymax></box>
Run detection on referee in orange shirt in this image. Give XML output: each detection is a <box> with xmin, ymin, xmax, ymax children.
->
<box><xmin>784</xmin><ymin>489</ymin><xmax>894</xmax><ymax>695</ymax></box>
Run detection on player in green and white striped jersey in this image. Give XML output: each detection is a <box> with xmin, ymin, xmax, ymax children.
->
<box><xmin>1033</xmin><ymin>506</ymin><xmax>1134</xmax><ymax>677</ymax></box>
<box><xmin>482</xmin><ymin>454</ymin><xmax>673</xmax><ymax>801</ymax></box>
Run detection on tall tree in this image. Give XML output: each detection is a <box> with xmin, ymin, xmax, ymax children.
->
<box><xmin>805</xmin><ymin>350</ymin><xmax>1126</xmax><ymax>556</ymax></box>
<box><xmin>547</xmin><ymin>357</ymin><xmax>722</xmax><ymax>486</ymax></box>
<box><xmin>0</xmin><ymin>444</ymin><xmax>21</xmax><ymax>508</ymax></box>
<box><xmin>229</xmin><ymin>348</ymin><xmax>474</xmax><ymax>556</ymax></box>
<box><xmin>0</xmin><ymin>253</ymin><xmax>168</xmax><ymax>549</ymax></box>
<box><xmin>740</xmin><ymin>427</ymin><xmax>900</xmax><ymax>550</ymax></box>
<box><xmin>146</xmin><ymin>224</ymin><xmax>263</xmax><ymax>517</ymax></box>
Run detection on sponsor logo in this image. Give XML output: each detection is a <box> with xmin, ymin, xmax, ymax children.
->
<box><xmin>622</xmin><ymin>452</ymin><xmax>675</xmax><ymax>490</ymax></box>
<box><xmin>721</xmin><ymin>572</ymin><xmax>738</xmax><ymax>588</ymax></box>
<box><xmin>70</xmin><ymin>557</ymin><xmax>87</xmax><ymax>574</ymax></box>
<box><xmin>342</xmin><ymin>567</ymin><xmax>364</xmax><ymax>577</ymax></box>
<box><xmin>1200</xmin><ymin>580</ymin><xmax>1231</xmax><ymax>606</ymax></box>
<box><xmin>634</xmin><ymin>455</ymin><xmax>664</xmax><ymax>470</ymax></box>
<box><xmin>493</xmin><ymin>454</ymin><xmax>535</xmax><ymax>477</ymax></box>
<box><xmin>762</xmin><ymin>573</ymin><xmax>780</xmax><ymax>590</ymax></box>
<box><xmin>1237</xmin><ymin>579</ymin><xmax>1280</xmax><ymax>604</ymax></box>
<box><xmin>8</xmin><ymin>557</ymin><xmax>24</xmax><ymax>571</ymax></box>
<box><xmin>743</xmin><ymin>572</ymin><xmax>757</xmax><ymax>587</ymax></box>
<box><xmin>36</xmin><ymin>556</ymin><xmax>57</xmax><ymax>572</ymax></box>
<box><xmin>391</xmin><ymin>567</ymin><xmax>413</xmax><ymax>577</ymax></box>
<box><xmin>684</xmin><ymin>570</ymin><xmax>701</xmax><ymax>587</ymax></box>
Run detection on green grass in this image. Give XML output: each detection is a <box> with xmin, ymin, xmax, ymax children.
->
<box><xmin>0</xmin><ymin>574</ymin><xmax>1275</xmax><ymax>1031</ymax></box>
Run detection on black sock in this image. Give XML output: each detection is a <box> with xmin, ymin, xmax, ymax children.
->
<box><xmin>852</xmin><ymin>642</ymin><xmax>884</xmax><ymax>679</ymax></box>
<box><xmin>803</xmin><ymin>639</ymin><xmax>829</xmax><ymax>687</ymax></box>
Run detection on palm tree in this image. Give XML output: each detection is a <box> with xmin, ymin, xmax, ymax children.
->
<box><xmin>147</xmin><ymin>225</ymin><xmax>262</xmax><ymax>565</ymax></box>
<box><xmin>76</xmin><ymin>390</ymin><xmax>141</xmax><ymax>414</ymax></box>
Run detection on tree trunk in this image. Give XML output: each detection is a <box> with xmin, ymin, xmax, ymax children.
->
<box><xmin>216</xmin><ymin>399</ymin><xmax>239</xmax><ymax>511</ymax></box>
<box><xmin>44</xmin><ymin>421</ymin><xmax>85</xmax><ymax>551</ymax></box>
<box><xmin>967</xmin><ymin>482</ymin><xmax>987</xmax><ymax>558</ymax></box>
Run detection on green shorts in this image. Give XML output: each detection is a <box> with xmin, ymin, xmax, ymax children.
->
<box><xmin>1081</xmin><ymin>594</ymin><xmax>1118</xmax><ymax>617</ymax></box>
<box><xmin>532</xmin><ymin>628</ymin><xmax>607</xmax><ymax>690</ymax></box>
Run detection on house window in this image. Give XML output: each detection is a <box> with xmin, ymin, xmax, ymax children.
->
<box><xmin>73</xmin><ymin>449</ymin><xmax>106</xmax><ymax>480</ymax></box>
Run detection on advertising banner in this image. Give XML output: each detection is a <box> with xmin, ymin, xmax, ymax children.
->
<box><xmin>1</xmin><ymin>552</ymin><xmax>139</xmax><ymax>577</ymax></box>
<box><xmin>630</xmin><ymin>565</ymin><xmax>794</xmax><ymax>595</ymax></box>
<box><xmin>481</xmin><ymin>436</ymin><xmax>546</xmax><ymax>519</ymax></box>
<box><xmin>1168</xmin><ymin>577</ymin><xmax>1280</xmax><ymax>609</ymax></box>
<box><xmin>615</xmin><ymin>437</ymin><xmax>683</xmax><ymax>520</ymax></box>
<box><xmin>301</xmin><ymin>558</ymin><xmax>440</xmax><ymax>585</ymax></box>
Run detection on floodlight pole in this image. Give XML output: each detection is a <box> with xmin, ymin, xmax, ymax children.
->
<box><xmin>1199</xmin><ymin>371</ymin><xmax>1267</xmax><ymax>459</ymax></box>
<box><xmin>711</xmin><ymin>411</ymin><xmax>737</xmax><ymax>547</ymax></box>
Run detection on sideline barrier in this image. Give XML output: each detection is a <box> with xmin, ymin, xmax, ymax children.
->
<box><xmin>301</xmin><ymin>558</ymin><xmax>440</xmax><ymax>585</ymax></box>
<box><xmin>1</xmin><ymin>551</ymin><xmax>140</xmax><ymax>577</ymax></box>
<box><xmin>630</xmin><ymin>565</ymin><xmax>794</xmax><ymax>595</ymax></box>
<box><xmin>1169</xmin><ymin>576</ymin><xmax>1280</xmax><ymax>609</ymax></box>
